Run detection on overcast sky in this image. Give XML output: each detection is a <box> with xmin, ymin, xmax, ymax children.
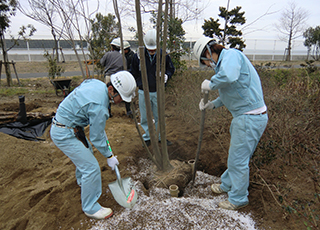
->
<box><xmin>183</xmin><ymin>0</ymin><xmax>319</xmax><ymax>40</ymax></box>
<box><xmin>8</xmin><ymin>0</ymin><xmax>320</xmax><ymax>44</ymax></box>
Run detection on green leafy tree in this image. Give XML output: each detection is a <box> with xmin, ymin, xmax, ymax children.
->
<box><xmin>150</xmin><ymin>11</ymin><xmax>186</xmax><ymax>70</ymax></box>
<box><xmin>202</xmin><ymin>6</ymin><xmax>246</xmax><ymax>51</ymax></box>
<box><xmin>89</xmin><ymin>13</ymin><xmax>120</xmax><ymax>76</ymax></box>
<box><xmin>0</xmin><ymin>0</ymin><xmax>17</xmax><ymax>86</ymax></box>
<box><xmin>303</xmin><ymin>26</ymin><xmax>320</xmax><ymax>61</ymax></box>
<box><xmin>43</xmin><ymin>50</ymin><xmax>65</xmax><ymax>79</ymax></box>
<box><xmin>0</xmin><ymin>0</ymin><xmax>35</xmax><ymax>86</ymax></box>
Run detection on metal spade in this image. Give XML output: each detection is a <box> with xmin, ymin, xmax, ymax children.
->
<box><xmin>108</xmin><ymin>165</ymin><xmax>138</xmax><ymax>209</ymax></box>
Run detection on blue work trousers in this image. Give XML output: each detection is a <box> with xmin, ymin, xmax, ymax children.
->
<box><xmin>50</xmin><ymin>124</ymin><xmax>102</xmax><ymax>215</ymax></box>
<box><xmin>138</xmin><ymin>89</ymin><xmax>159</xmax><ymax>141</ymax></box>
<box><xmin>220</xmin><ymin>113</ymin><xmax>268</xmax><ymax>206</ymax></box>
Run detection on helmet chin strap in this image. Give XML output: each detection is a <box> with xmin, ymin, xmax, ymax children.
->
<box><xmin>109</xmin><ymin>91</ymin><xmax>119</xmax><ymax>103</ymax></box>
<box><xmin>108</xmin><ymin>92</ymin><xmax>114</xmax><ymax>103</ymax></box>
<box><xmin>206</xmin><ymin>44</ymin><xmax>216</xmax><ymax>64</ymax></box>
<box><xmin>200</xmin><ymin>44</ymin><xmax>216</xmax><ymax>67</ymax></box>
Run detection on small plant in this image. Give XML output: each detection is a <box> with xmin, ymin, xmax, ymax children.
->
<box><xmin>300</xmin><ymin>60</ymin><xmax>318</xmax><ymax>73</ymax></box>
<box><xmin>43</xmin><ymin>51</ymin><xmax>65</xmax><ymax>79</ymax></box>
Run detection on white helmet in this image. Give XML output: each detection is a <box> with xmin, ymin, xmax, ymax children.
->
<box><xmin>193</xmin><ymin>37</ymin><xmax>216</xmax><ymax>68</ymax></box>
<box><xmin>144</xmin><ymin>29</ymin><xmax>157</xmax><ymax>50</ymax></box>
<box><xmin>123</xmin><ymin>40</ymin><xmax>130</xmax><ymax>49</ymax></box>
<box><xmin>110</xmin><ymin>71</ymin><xmax>136</xmax><ymax>102</ymax></box>
<box><xmin>110</xmin><ymin>37</ymin><xmax>121</xmax><ymax>48</ymax></box>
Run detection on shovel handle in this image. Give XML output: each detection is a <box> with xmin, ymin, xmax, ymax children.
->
<box><xmin>114</xmin><ymin>165</ymin><xmax>121</xmax><ymax>180</ymax></box>
<box><xmin>192</xmin><ymin>92</ymin><xmax>209</xmax><ymax>185</ymax></box>
<box><xmin>114</xmin><ymin>165</ymin><xmax>124</xmax><ymax>191</ymax></box>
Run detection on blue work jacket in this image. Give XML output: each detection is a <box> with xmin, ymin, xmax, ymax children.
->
<box><xmin>210</xmin><ymin>48</ymin><xmax>266</xmax><ymax>117</ymax></box>
<box><xmin>55</xmin><ymin>79</ymin><xmax>112</xmax><ymax>157</ymax></box>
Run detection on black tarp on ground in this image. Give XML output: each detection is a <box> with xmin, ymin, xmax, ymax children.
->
<box><xmin>0</xmin><ymin>118</ymin><xmax>52</xmax><ymax>141</ymax></box>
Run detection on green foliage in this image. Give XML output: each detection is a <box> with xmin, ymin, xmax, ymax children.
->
<box><xmin>300</xmin><ymin>60</ymin><xmax>318</xmax><ymax>73</ymax></box>
<box><xmin>303</xmin><ymin>26</ymin><xmax>320</xmax><ymax>61</ymax></box>
<box><xmin>168</xmin><ymin>17</ymin><xmax>187</xmax><ymax>70</ymax></box>
<box><xmin>89</xmin><ymin>13</ymin><xmax>120</xmax><ymax>75</ymax></box>
<box><xmin>43</xmin><ymin>51</ymin><xmax>65</xmax><ymax>79</ymax></box>
<box><xmin>202</xmin><ymin>6</ymin><xmax>246</xmax><ymax>51</ymax></box>
<box><xmin>150</xmin><ymin>11</ymin><xmax>187</xmax><ymax>71</ymax></box>
<box><xmin>285</xmin><ymin>205</ymin><xmax>296</xmax><ymax>214</ymax></box>
<box><xmin>7</xmin><ymin>24</ymin><xmax>37</xmax><ymax>52</ymax></box>
<box><xmin>0</xmin><ymin>1</ymin><xmax>36</xmax><ymax>87</ymax></box>
<box><xmin>272</xmin><ymin>69</ymin><xmax>291</xmax><ymax>86</ymax></box>
<box><xmin>0</xmin><ymin>0</ymin><xmax>17</xmax><ymax>36</ymax></box>
<box><xmin>0</xmin><ymin>87</ymin><xmax>29</xmax><ymax>96</ymax></box>
<box><xmin>0</xmin><ymin>86</ymin><xmax>55</xmax><ymax>96</ymax></box>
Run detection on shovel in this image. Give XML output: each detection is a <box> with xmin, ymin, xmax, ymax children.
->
<box><xmin>106</xmin><ymin>140</ymin><xmax>138</xmax><ymax>208</ymax></box>
<box><xmin>108</xmin><ymin>164</ymin><xmax>138</xmax><ymax>209</ymax></box>
<box><xmin>191</xmin><ymin>92</ymin><xmax>209</xmax><ymax>186</ymax></box>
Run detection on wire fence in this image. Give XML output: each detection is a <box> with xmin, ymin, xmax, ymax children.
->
<box><xmin>1</xmin><ymin>38</ymin><xmax>309</xmax><ymax>62</ymax></box>
<box><xmin>184</xmin><ymin>38</ymin><xmax>308</xmax><ymax>61</ymax></box>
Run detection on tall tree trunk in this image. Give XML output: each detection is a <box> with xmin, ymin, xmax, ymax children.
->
<box><xmin>285</xmin><ymin>15</ymin><xmax>294</xmax><ymax>62</ymax></box>
<box><xmin>70</xmin><ymin>39</ymin><xmax>86</xmax><ymax>79</ymax></box>
<box><xmin>286</xmin><ymin>33</ymin><xmax>292</xmax><ymax>61</ymax></box>
<box><xmin>51</xmin><ymin>29</ymin><xmax>59</xmax><ymax>63</ymax></box>
<box><xmin>157</xmin><ymin>0</ymin><xmax>173</xmax><ymax>172</ymax></box>
<box><xmin>113</xmin><ymin>0</ymin><xmax>126</xmax><ymax>70</ymax></box>
<box><xmin>168</xmin><ymin>0</ymin><xmax>174</xmax><ymax>53</ymax></box>
<box><xmin>286</xmin><ymin>31</ymin><xmax>292</xmax><ymax>61</ymax></box>
<box><xmin>222</xmin><ymin>0</ymin><xmax>230</xmax><ymax>46</ymax></box>
<box><xmin>0</xmin><ymin>33</ymin><xmax>12</xmax><ymax>87</ymax></box>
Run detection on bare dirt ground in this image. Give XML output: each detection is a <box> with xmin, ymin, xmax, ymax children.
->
<box><xmin>0</xmin><ymin>61</ymin><xmax>319</xmax><ymax>230</ymax></box>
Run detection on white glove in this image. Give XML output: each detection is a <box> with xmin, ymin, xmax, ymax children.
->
<box><xmin>164</xmin><ymin>74</ymin><xmax>168</xmax><ymax>83</ymax></box>
<box><xmin>199</xmin><ymin>99</ymin><xmax>215</xmax><ymax>111</ymax></box>
<box><xmin>107</xmin><ymin>155</ymin><xmax>119</xmax><ymax>170</ymax></box>
<box><xmin>201</xmin><ymin>79</ymin><xmax>211</xmax><ymax>93</ymax></box>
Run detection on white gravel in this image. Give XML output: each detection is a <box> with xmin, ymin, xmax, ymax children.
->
<box><xmin>85</xmin><ymin>158</ymin><xmax>259</xmax><ymax>230</ymax></box>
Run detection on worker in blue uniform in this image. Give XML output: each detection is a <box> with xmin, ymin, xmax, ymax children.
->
<box><xmin>194</xmin><ymin>37</ymin><xmax>268</xmax><ymax>210</ymax></box>
<box><xmin>50</xmin><ymin>71</ymin><xmax>136</xmax><ymax>219</ymax></box>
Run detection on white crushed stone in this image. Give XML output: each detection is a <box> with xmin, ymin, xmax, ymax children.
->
<box><xmin>86</xmin><ymin>158</ymin><xmax>259</xmax><ymax>230</ymax></box>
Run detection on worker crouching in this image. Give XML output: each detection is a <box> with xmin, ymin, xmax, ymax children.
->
<box><xmin>50</xmin><ymin>71</ymin><xmax>136</xmax><ymax>219</ymax></box>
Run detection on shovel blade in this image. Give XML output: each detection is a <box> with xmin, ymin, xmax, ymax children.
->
<box><xmin>108</xmin><ymin>177</ymin><xmax>138</xmax><ymax>209</ymax></box>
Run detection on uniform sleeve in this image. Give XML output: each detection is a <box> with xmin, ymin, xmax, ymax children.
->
<box><xmin>212</xmin><ymin>97</ymin><xmax>224</xmax><ymax>108</ymax></box>
<box><xmin>165</xmin><ymin>54</ymin><xmax>175</xmax><ymax>79</ymax></box>
<box><xmin>100</xmin><ymin>53</ymin><xmax>107</xmax><ymax>67</ymax></box>
<box><xmin>209</xmin><ymin>50</ymin><xmax>242</xmax><ymax>90</ymax></box>
<box><xmin>130</xmin><ymin>54</ymin><xmax>142</xmax><ymax>89</ymax></box>
<box><xmin>86</xmin><ymin>103</ymin><xmax>112</xmax><ymax>158</ymax></box>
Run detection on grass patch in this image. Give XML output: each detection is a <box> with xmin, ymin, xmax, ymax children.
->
<box><xmin>0</xmin><ymin>86</ymin><xmax>56</xmax><ymax>96</ymax></box>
